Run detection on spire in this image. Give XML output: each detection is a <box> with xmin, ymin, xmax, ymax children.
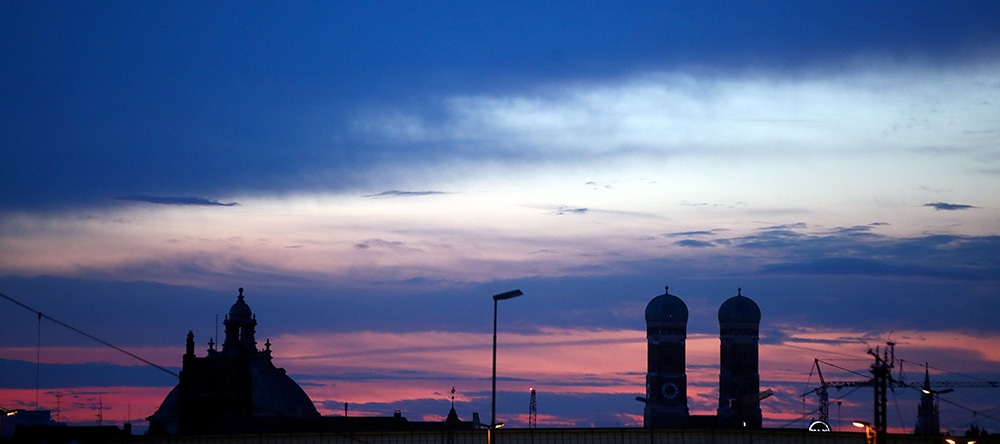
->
<box><xmin>923</xmin><ymin>363</ymin><xmax>931</xmax><ymax>391</ymax></box>
<box><xmin>914</xmin><ymin>362</ymin><xmax>940</xmax><ymax>435</ymax></box>
<box><xmin>446</xmin><ymin>387</ymin><xmax>461</xmax><ymax>427</ymax></box>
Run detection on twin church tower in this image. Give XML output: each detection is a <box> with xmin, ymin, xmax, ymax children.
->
<box><xmin>643</xmin><ymin>286</ymin><xmax>762</xmax><ymax>429</ymax></box>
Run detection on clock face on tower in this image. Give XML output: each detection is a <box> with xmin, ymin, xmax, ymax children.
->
<box><xmin>660</xmin><ymin>381</ymin><xmax>679</xmax><ymax>400</ymax></box>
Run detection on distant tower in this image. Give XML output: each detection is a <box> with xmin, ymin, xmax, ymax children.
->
<box><xmin>717</xmin><ymin>288</ymin><xmax>762</xmax><ymax>429</ymax></box>
<box><xmin>914</xmin><ymin>364</ymin><xmax>940</xmax><ymax>435</ymax></box>
<box><xmin>644</xmin><ymin>286</ymin><xmax>689</xmax><ymax>428</ymax></box>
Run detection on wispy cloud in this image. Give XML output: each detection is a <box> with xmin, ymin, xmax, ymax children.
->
<box><xmin>674</xmin><ymin>239</ymin><xmax>715</xmax><ymax>248</ymax></box>
<box><xmin>115</xmin><ymin>195</ymin><xmax>238</xmax><ymax>206</ymax></box>
<box><xmin>353</xmin><ymin>239</ymin><xmax>418</xmax><ymax>251</ymax></box>
<box><xmin>664</xmin><ymin>229</ymin><xmax>728</xmax><ymax>237</ymax></box>
<box><xmin>363</xmin><ymin>190</ymin><xmax>447</xmax><ymax>198</ymax></box>
<box><xmin>553</xmin><ymin>207</ymin><xmax>588</xmax><ymax>215</ymax></box>
<box><xmin>923</xmin><ymin>202</ymin><xmax>978</xmax><ymax>211</ymax></box>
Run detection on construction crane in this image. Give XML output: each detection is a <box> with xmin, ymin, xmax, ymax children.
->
<box><xmin>803</xmin><ymin>342</ymin><xmax>999</xmax><ymax>441</ymax></box>
<box><xmin>801</xmin><ymin>358</ymin><xmax>873</xmax><ymax>425</ymax></box>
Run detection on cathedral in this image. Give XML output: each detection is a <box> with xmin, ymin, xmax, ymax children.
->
<box><xmin>147</xmin><ymin>288</ymin><xmax>475</xmax><ymax>436</ymax></box>
<box><xmin>643</xmin><ymin>286</ymin><xmax>763</xmax><ymax>429</ymax></box>
<box><xmin>147</xmin><ymin>288</ymin><xmax>320</xmax><ymax>435</ymax></box>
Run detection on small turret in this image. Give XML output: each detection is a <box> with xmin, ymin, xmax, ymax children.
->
<box><xmin>185</xmin><ymin>331</ymin><xmax>195</xmax><ymax>357</ymax></box>
<box><xmin>222</xmin><ymin>288</ymin><xmax>258</xmax><ymax>355</ymax></box>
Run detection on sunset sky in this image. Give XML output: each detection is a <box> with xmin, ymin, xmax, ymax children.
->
<box><xmin>2</xmin><ymin>1</ymin><xmax>999</xmax><ymax>436</ymax></box>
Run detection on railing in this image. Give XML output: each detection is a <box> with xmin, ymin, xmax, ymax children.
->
<box><xmin>128</xmin><ymin>428</ymin><xmax>976</xmax><ymax>444</ymax></box>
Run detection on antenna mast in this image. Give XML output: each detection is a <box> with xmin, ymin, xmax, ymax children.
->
<box><xmin>528</xmin><ymin>388</ymin><xmax>537</xmax><ymax>428</ymax></box>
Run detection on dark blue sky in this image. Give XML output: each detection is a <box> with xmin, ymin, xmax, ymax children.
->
<box><xmin>4</xmin><ymin>1</ymin><xmax>999</xmax><ymax>209</ymax></box>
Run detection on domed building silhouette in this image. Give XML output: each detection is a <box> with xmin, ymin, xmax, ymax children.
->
<box><xmin>643</xmin><ymin>286</ymin><xmax>763</xmax><ymax>429</ymax></box>
<box><xmin>148</xmin><ymin>288</ymin><xmax>320</xmax><ymax>435</ymax></box>
<box><xmin>642</xmin><ymin>286</ymin><xmax>690</xmax><ymax>428</ymax></box>
<box><xmin>716</xmin><ymin>288</ymin><xmax>762</xmax><ymax>429</ymax></box>
<box><xmin>147</xmin><ymin>288</ymin><xmax>476</xmax><ymax>436</ymax></box>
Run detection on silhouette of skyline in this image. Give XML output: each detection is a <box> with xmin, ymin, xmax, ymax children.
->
<box><xmin>2</xmin><ymin>1</ymin><xmax>999</xmax><ymax>436</ymax></box>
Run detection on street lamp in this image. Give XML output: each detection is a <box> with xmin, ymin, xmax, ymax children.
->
<box><xmin>492</xmin><ymin>289</ymin><xmax>523</xmax><ymax>429</ymax></box>
<box><xmin>853</xmin><ymin>421</ymin><xmax>874</xmax><ymax>444</ymax></box>
<box><xmin>923</xmin><ymin>388</ymin><xmax>954</xmax><ymax>396</ymax></box>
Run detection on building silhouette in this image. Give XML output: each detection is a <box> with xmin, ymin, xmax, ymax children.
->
<box><xmin>643</xmin><ymin>286</ymin><xmax>762</xmax><ymax>429</ymax></box>
<box><xmin>147</xmin><ymin>288</ymin><xmax>320</xmax><ymax>435</ymax></box>
<box><xmin>147</xmin><ymin>288</ymin><xmax>476</xmax><ymax>436</ymax></box>
<box><xmin>716</xmin><ymin>288</ymin><xmax>762</xmax><ymax>429</ymax></box>
<box><xmin>643</xmin><ymin>286</ymin><xmax>689</xmax><ymax>428</ymax></box>
<box><xmin>914</xmin><ymin>366</ymin><xmax>940</xmax><ymax>435</ymax></box>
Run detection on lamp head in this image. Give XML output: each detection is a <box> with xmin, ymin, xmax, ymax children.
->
<box><xmin>493</xmin><ymin>289</ymin><xmax>523</xmax><ymax>301</ymax></box>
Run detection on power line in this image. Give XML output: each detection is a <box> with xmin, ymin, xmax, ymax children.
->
<box><xmin>0</xmin><ymin>291</ymin><xmax>179</xmax><ymax>379</ymax></box>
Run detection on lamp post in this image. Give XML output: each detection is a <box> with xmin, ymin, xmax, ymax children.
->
<box><xmin>853</xmin><ymin>421</ymin><xmax>874</xmax><ymax>444</ymax></box>
<box><xmin>492</xmin><ymin>289</ymin><xmax>523</xmax><ymax>429</ymax></box>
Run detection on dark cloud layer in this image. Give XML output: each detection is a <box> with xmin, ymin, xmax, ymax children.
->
<box><xmin>0</xmin><ymin>359</ymin><xmax>177</xmax><ymax>389</ymax></box>
<box><xmin>669</xmin><ymin>225</ymin><xmax>1000</xmax><ymax>281</ymax></box>
<box><xmin>2</xmin><ymin>224</ymin><xmax>997</xmax><ymax>349</ymax></box>
<box><xmin>924</xmin><ymin>202</ymin><xmax>979</xmax><ymax>211</ymax></box>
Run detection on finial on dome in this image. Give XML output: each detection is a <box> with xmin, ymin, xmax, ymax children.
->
<box><xmin>665</xmin><ymin>285</ymin><xmax>669</xmax><ymax>293</ymax></box>
<box><xmin>737</xmin><ymin>287</ymin><xmax>742</xmax><ymax>296</ymax></box>
<box><xmin>238</xmin><ymin>287</ymin><xmax>244</xmax><ymax>301</ymax></box>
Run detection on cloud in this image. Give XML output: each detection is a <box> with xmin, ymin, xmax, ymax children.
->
<box><xmin>729</xmin><ymin>226</ymin><xmax>1000</xmax><ymax>281</ymax></box>
<box><xmin>553</xmin><ymin>207</ymin><xmax>588</xmax><ymax>215</ymax></box>
<box><xmin>115</xmin><ymin>195</ymin><xmax>238</xmax><ymax>206</ymax></box>
<box><xmin>353</xmin><ymin>239</ymin><xmax>420</xmax><ymax>252</ymax></box>
<box><xmin>924</xmin><ymin>202</ymin><xmax>979</xmax><ymax>211</ymax></box>
<box><xmin>363</xmin><ymin>190</ymin><xmax>447</xmax><ymax>198</ymax></box>
<box><xmin>674</xmin><ymin>239</ymin><xmax>715</xmax><ymax>248</ymax></box>
<box><xmin>664</xmin><ymin>230</ymin><xmax>726</xmax><ymax>237</ymax></box>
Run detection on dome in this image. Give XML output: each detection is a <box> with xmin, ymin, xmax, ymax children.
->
<box><xmin>147</xmin><ymin>358</ymin><xmax>320</xmax><ymax>433</ymax></box>
<box><xmin>645</xmin><ymin>286</ymin><xmax>688</xmax><ymax>324</ymax></box>
<box><xmin>718</xmin><ymin>288</ymin><xmax>761</xmax><ymax>324</ymax></box>
<box><xmin>249</xmin><ymin>361</ymin><xmax>320</xmax><ymax>418</ymax></box>
<box><xmin>228</xmin><ymin>288</ymin><xmax>253</xmax><ymax>320</ymax></box>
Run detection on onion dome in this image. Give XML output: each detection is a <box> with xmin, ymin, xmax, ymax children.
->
<box><xmin>645</xmin><ymin>286</ymin><xmax>689</xmax><ymax>325</ymax></box>
<box><xmin>718</xmin><ymin>288</ymin><xmax>761</xmax><ymax>324</ymax></box>
<box><xmin>228</xmin><ymin>287</ymin><xmax>253</xmax><ymax>321</ymax></box>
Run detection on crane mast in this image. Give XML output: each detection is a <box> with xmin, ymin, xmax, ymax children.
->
<box><xmin>803</xmin><ymin>342</ymin><xmax>999</xmax><ymax>437</ymax></box>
